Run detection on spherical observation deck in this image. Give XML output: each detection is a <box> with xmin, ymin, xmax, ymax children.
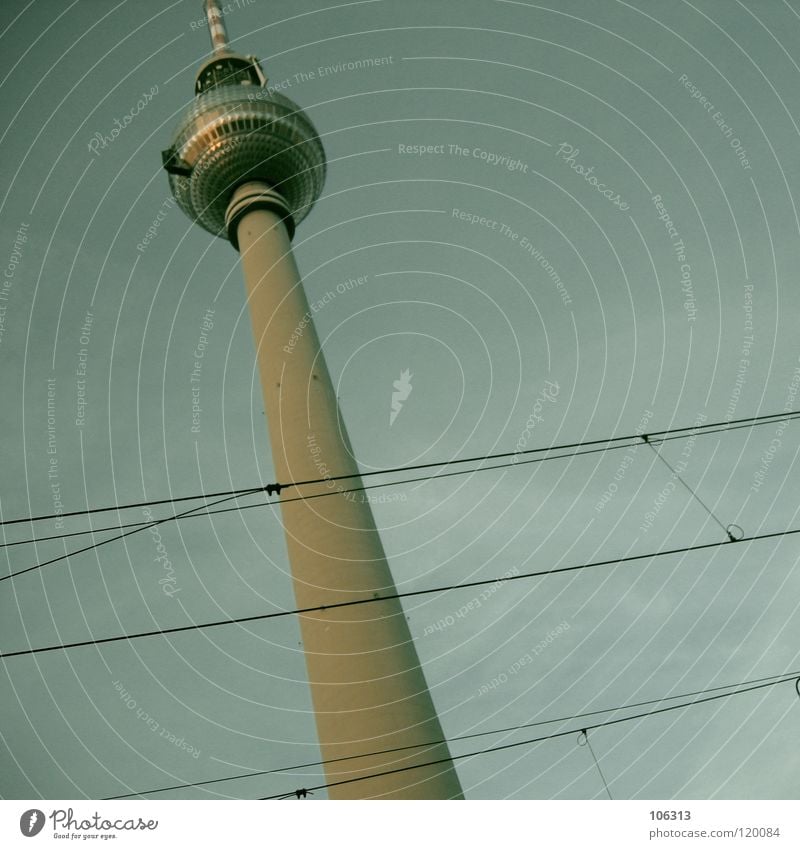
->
<box><xmin>163</xmin><ymin>82</ymin><xmax>326</xmax><ymax>241</ymax></box>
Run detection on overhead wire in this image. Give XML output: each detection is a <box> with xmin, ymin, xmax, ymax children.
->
<box><xmin>2</xmin><ymin>409</ymin><xmax>796</xmax><ymax>795</ymax></box>
<box><xmin>577</xmin><ymin>729</ymin><xmax>613</xmax><ymax>800</ymax></box>
<box><xmin>0</xmin><ymin>489</ymin><xmax>265</xmax><ymax>584</ymax></box>
<box><xmin>2</xmin><ymin>408</ymin><xmax>797</xmax><ymax>530</ymax></box>
<box><xmin>103</xmin><ymin>669</ymin><xmax>799</xmax><ymax>799</ymax></box>
<box><xmin>642</xmin><ymin>435</ymin><xmax>740</xmax><ymax>541</ymax></box>
<box><xmin>258</xmin><ymin>674</ymin><xmax>799</xmax><ymax>799</ymax></box>
<box><xmin>0</xmin><ymin>440</ymin><xmax>630</xmax><ymax>575</ymax></box>
<box><xmin>3</xmin><ymin>525</ymin><xmax>799</xmax><ymax>658</ymax></box>
<box><xmin>3</xmin><ymin>410</ymin><xmax>799</xmax><ymax>574</ymax></box>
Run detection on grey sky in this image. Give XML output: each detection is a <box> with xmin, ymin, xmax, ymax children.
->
<box><xmin>1</xmin><ymin>0</ymin><xmax>799</xmax><ymax>800</ymax></box>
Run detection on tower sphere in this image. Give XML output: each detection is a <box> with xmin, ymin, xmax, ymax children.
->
<box><xmin>164</xmin><ymin>65</ymin><xmax>326</xmax><ymax>241</ymax></box>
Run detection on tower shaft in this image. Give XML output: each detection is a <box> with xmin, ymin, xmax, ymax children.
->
<box><xmin>229</xmin><ymin>183</ymin><xmax>463</xmax><ymax>799</ymax></box>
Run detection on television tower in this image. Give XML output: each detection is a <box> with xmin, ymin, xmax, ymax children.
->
<box><xmin>162</xmin><ymin>1</ymin><xmax>463</xmax><ymax>799</ymax></box>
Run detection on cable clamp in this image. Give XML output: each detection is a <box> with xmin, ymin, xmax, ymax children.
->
<box><xmin>726</xmin><ymin>524</ymin><xmax>744</xmax><ymax>542</ymax></box>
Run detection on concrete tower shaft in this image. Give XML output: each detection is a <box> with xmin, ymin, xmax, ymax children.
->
<box><xmin>228</xmin><ymin>184</ymin><xmax>464</xmax><ymax>798</ymax></box>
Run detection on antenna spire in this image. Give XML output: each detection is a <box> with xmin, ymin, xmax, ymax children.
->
<box><xmin>204</xmin><ymin>0</ymin><xmax>230</xmax><ymax>53</ymax></box>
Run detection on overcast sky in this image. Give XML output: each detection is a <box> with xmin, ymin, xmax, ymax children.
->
<box><xmin>1</xmin><ymin>0</ymin><xmax>799</xmax><ymax>800</ymax></box>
